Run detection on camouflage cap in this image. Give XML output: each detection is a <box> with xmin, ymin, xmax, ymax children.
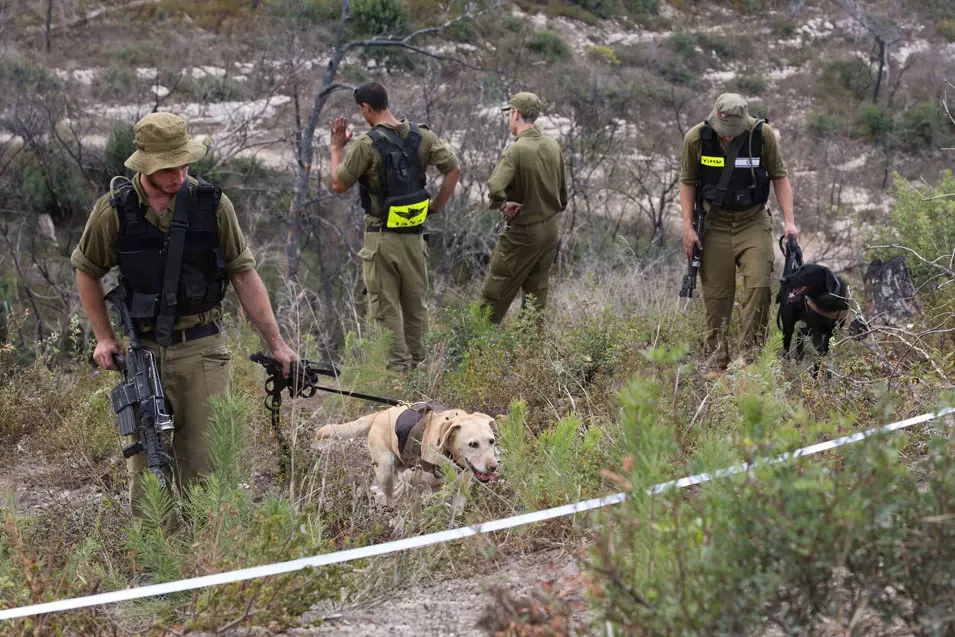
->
<box><xmin>503</xmin><ymin>92</ymin><xmax>543</xmax><ymax>119</ymax></box>
<box><xmin>124</xmin><ymin>112</ymin><xmax>208</xmax><ymax>175</ymax></box>
<box><xmin>707</xmin><ymin>93</ymin><xmax>750</xmax><ymax>139</ymax></box>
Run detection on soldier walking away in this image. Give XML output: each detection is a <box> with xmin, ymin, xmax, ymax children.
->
<box><xmin>72</xmin><ymin>112</ymin><xmax>297</xmax><ymax>515</ymax></box>
<box><xmin>480</xmin><ymin>92</ymin><xmax>567</xmax><ymax>324</ymax></box>
<box><xmin>680</xmin><ymin>93</ymin><xmax>798</xmax><ymax>377</ymax></box>
<box><xmin>329</xmin><ymin>82</ymin><xmax>461</xmax><ymax>370</ymax></box>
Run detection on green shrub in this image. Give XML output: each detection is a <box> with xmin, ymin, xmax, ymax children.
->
<box><xmin>104</xmin><ymin>121</ymin><xmax>136</xmax><ymax>176</ymax></box>
<box><xmin>696</xmin><ymin>33</ymin><xmax>735</xmax><ymax>59</ymax></box>
<box><xmin>623</xmin><ymin>0</ymin><xmax>659</xmax><ymax>14</ymax></box>
<box><xmin>936</xmin><ymin>19</ymin><xmax>955</xmax><ymax>42</ymax></box>
<box><xmin>734</xmin><ymin>74</ymin><xmax>766</xmax><ymax>95</ymax></box>
<box><xmin>806</xmin><ymin>111</ymin><xmax>842</xmax><ymax>139</ymax></box>
<box><xmin>527</xmin><ymin>30</ymin><xmax>571</xmax><ymax>61</ymax></box>
<box><xmin>92</xmin><ymin>64</ymin><xmax>138</xmax><ymax>100</ymax></box>
<box><xmin>657</xmin><ymin>57</ymin><xmax>697</xmax><ymax>86</ymax></box>
<box><xmin>896</xmin><ymin>102</ymin><xmax>951</xmax><ymax>150</ymax></box>
<box><xmin>871</xmin><ymin>171</ymin><xmax>955</xmax><ymax>294</ymax></box>
<box><xmin>857</xmin><ymin>103</ymin><xmax>893</xmax><ymax>142</ymax></box>
<box><xmin>0</xmin><ymin>55</ymin><xmax>60</xmax><ymax>93</ymax></box>
<box><xmin>668</xmin><ymin>32</ymin><xmax>696</xmax><ymax>58</ymax></box>
<box><xmin>821</xmin><ymin>58</ymin><xmax>872</xmax><ymax>101</ymax></box>
<box><xmin>21</xmin><ymin>157</ymin><xmax>94</xmax><ymax>224</ymax></box>
<box><xmin>590</xmin><ymin>353</ymin><xmax>955</xmax><ymax>635</ymax></box>
<box><xmin>350</xmin><ymin>0</ymin><xmax>408</xmax><ymax>35</ymax></box>
<box><xmin>771</xmin><ymin>18</ymin><xmax>795</xmax><ymax>37</ymax></box>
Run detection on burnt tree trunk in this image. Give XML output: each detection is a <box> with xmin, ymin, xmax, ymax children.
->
<box><xmin>864</xmin><ymin>256</ymin><xmax>923</xmax><ymax>325</ymax></box>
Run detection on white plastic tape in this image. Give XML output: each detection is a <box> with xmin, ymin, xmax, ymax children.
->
<box><xmin>1</xmin><ymin>406</ymin><xmax>951</xmax><ymax>621</ymax></box>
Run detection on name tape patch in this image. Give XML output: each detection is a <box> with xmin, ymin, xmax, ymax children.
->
<box><xmin>700</xmin><ymin>155</ymin><xmax>724</xmax><ymax>167</ymax></box>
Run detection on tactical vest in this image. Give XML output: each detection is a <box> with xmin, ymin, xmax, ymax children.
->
<box><xmin>358</xmin><ymin>124</ymin><xmax>431</xmax><ymax>231</ymax></box>
<box><xmin>697</xmin><ymin>120</ymin><xmax>771</xmax><ymax>211</ymax></box>
<box><xmin>113</xmin><ymin>178</ymin><xmax>229</xmax><ymax>326</ymax></box>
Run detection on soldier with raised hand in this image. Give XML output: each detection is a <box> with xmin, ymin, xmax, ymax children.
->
<box><xmin>481</xmin><ymin>92</ymin><xmax>567</xmax><ymax>324</ymax></box>
<box><xmin>72</xmin><ymin>112</ymin><xmax>297</xmax><ymax>514</ymax></box>
<box><xmin>679</xmin><ymin>93</ymin><xmax>798</xmax><ymax>377</ymax></box>
<box><xmin>329</xmin><ymin>82</ymin><xmax>461</xmax><ymax>370</ymax></box>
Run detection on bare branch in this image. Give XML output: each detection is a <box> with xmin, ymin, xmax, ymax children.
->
<box><xmin>866</xmin><ymin>244</ymin><xmax>955</xmax><ymax>280</ymax></box>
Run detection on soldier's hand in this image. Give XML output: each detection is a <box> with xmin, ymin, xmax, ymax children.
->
<box><xmin>783</xmin><ymin>222</ymin><xmax>799</xmax><ymax>241</ymax></box>
<box><xmin>269</xmin><ymin>341</ymin><xmax>299</xmax><ymax>379</ymax></box>
<box><xmin>683</xmin><ymin>227</ymin><xmax>702</xmax><ymax>261</ymax></box>
<box><xmin>329</xmin><ymin>117</ymin><xmax>352</xmax><ymax>150</ymax></box>
<box><xmin>501</xmin><ymin>201</ymin><xmax>522</xmax><ymax>218</ymax></box>
<box><xmin>94</xmin><ymin>338</ymin><xmax>123</xmax><ymax>371</ymax></box>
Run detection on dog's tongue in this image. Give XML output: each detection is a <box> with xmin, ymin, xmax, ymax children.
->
<box><xmin>476</xmin><ymin>470</ymin><xmax>499</xmax><ymax>481</ymax></box>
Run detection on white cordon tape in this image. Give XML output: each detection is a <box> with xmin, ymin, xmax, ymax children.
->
<box><xmin>1</xmin><ymin>406</ymin><xmax>952</xmax><ymax>621</ymax></box>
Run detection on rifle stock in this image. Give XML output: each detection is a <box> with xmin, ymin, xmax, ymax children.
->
<box><xmin>105</xmin><ymin>286</ymin><xmax>174</xmax><ymax>489</ymax></box>
<box><xmin>679</xmin><ymin>202</ymin><xmax>705</xmax><ymax>299</ymax></box>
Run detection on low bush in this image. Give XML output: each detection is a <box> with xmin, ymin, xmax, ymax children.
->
<box><xmin>590</xmin><ymin>350</ymin><xmax>955</xmax><ymax>636</ymax></box>
<box><xmin>527</xmin><ymin>30</ymin><xmax>571</xmax><ymax>61</ymax></box>
<box><xmin>734</xmin><ymin>74</ymin><xmax>766</xmax><ymax>95</ymax></box>
<box><xmin>585</xmin><ymin>45</ymin><xmax>621</xmax><ymax>66</ymax></box>
<box><xmin>806</xmin><ymin>110</ymin><xmax>842</xmax><ymax>139</ymax></box>
<box><xmin>936</xmin><ymin>19</ymin><xmax>955</xmax><ymax>42</ymax></box>
<box><xmin>821</xmin><ymin>58</ymin><xmax>872</xmax><ymax>101</ymax></box>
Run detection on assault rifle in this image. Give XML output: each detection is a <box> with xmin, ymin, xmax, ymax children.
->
<box><xmin>679</xmin><ymin>200</ymin><xmax>705</xmax><ymax>299</ymax></box>
<box><xmin>106</xmin><ymin>286</ymin><xmax>174</xmax><ymax>488</ymax></box>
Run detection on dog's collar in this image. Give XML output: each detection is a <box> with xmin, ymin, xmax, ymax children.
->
<box><xmin>805</xmin><ymin>296</ymin><xmax>850</xmax><ymax>321</ymax></box>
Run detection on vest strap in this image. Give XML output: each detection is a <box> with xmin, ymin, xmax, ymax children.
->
<box><xmin>153</xmin><ymin>182</ymin><xmax>191</xmax><ymax>347</ymax></box>
<box><xmin>712</xmin><ymin>134</ymin><xmax>747</xmax><ymax>207</ymax></box>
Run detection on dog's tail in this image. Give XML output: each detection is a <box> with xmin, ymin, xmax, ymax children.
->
<box><xmin>316</xmin><ymin>413</ymin><xmax>376</xmax><ymax>440</ymax></box>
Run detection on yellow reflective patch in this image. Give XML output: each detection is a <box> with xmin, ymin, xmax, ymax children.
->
<box><xmin>386</xmin><ymin>199</ymin><xmax>429</xmax><ymax>228</ymax></box>
<box><xmin>700</xmin><ymin>155</ymin><xmax>724</xmax><ymax>167</ymax></box>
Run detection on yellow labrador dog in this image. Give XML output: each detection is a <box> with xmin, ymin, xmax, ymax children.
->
<box><xmin>315</xmin><ymin>403</ymin><xmax>499</xmax><ymax>504</ymax></box>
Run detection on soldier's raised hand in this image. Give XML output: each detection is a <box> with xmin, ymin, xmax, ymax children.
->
<box><xmin>329</xmin><ymin>117</ymin><xmax>353</xmax><ymax>151</ymax></box>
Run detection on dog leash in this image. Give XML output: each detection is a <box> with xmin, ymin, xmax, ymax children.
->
<box><xmin>249</xmin><ymin>353</ymin><xmax>404</xmax><ymax>474</ymax></box>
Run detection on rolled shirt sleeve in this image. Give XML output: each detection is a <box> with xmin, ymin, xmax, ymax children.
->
<box><xmin>486</xmin><ymin>147</ymin><xmax>517</xmax><ymax>209</ymax></box>
<box><xmin>761</xmin><ymin>124</ymin><xmax>789</xmax><ymax>179</ymax></box>
<box><xmin>71</xmin><ymin>196</ymin><xmax>119</xmax><ymax>279</ymax></box>
<box><xmin>217</xmin><ymin>193</ymin><xmax>256</xmax><ymax>275</ymax></box>
<box><xmin>335</xmin><ymin>137</ymin><xmax>374</xmax><ymax>190</ymax></box>
<box><xmin>423</xmin><ymin>129</ymin><xmax>459</xmax><ymax>174</ymax></box>
<box><xmin>679</xmin><ymin>126</ymin><xmax>703</xmax><ymax>186</ymax></box>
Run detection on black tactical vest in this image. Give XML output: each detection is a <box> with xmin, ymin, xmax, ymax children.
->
<box><xmin>113</xmin><ymin>178</ymin><xmax>228</xmax><ymax>325</ymax></box>
<box><xmin>358</xmin><ymin>124</ymin><xmax>430</xmax><ymax>225</ymax></box>
<box><xmin>697</xmin><ymin>121</ymin><xmax>771</xmax><ymax>211</ymax></box>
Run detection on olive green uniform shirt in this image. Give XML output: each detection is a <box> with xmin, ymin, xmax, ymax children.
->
<box><xmin>70</xmin><ymin>174</ymin><xmax>255</xmax><ymax>331</ymax></box>
<box><xmin>679</xmin><ymin>118</ymin><xmax>788</xmax><ymax>215</ymax></box>
<box><xmin>487</xmin><ymin>127</ymin><xmax>567</xmax><ymax>226</ymax></box>
<box><xmin>334</xmin><ymin>119</ymin><xmax>459</xmax><ymax>229</ymax></box>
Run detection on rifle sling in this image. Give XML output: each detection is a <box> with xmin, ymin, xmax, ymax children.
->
<box><xmin>712</xmin><ymin>134</ymin><xmax>746</xmax><ymax>207</ymax></box>
<box><xmin>154</xmin><ymin>181</ymin><xmax>191</xmax><ymax>347</ymax></box>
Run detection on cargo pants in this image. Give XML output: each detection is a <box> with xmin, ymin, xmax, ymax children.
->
<box><xmin>480</xmin><ymin>218</ymin><xmax>560</xmax><ymax>324</ymax></box>
<box><xmin>125</xmin><ymin>331</ymin><xmax>232</xmax><ymax>517</ymax></box>
<box><xmin>359</xmin><ymin>230</ymin><xmax>429</xmax><ymax>369</ymax></box>
<box><xmin>699</xmin><ymin>207</ymin><xmax>774</xmax><ymax>370</ymax></box>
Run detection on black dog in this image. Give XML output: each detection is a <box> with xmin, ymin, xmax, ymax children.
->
<box><xmin>775</xmin><ymin>236</ymin><xmax>857</xmax><ymax>365</ymax></box>
<box><xmin>778</xmin><ymin>263</ymin><xmax>852</xmax><ymax>361</ymax></box>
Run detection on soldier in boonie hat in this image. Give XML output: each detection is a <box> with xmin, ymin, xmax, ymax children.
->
<box><xmin>501</xmin><ymin>91</ymin><xmax>544</xmax><ymax>119</ymax></box>
<box><xmin>124</xmin><ymin>112</ymin><xmax>208</xmax><ymax>175</ymax></box>
<box><xmin>71</xmin><ymin>111</ymin><xmax>298</xmax><ymax>519</ymax></box>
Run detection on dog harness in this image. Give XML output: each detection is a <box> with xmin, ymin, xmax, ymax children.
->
<box><xmin>394</xmin><ymin>402</ymin><xmax>453</xmax><ymax>476</ymax></box>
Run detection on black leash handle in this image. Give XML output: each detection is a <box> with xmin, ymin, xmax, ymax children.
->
<box><xmin>249</xmin><ymin>352</ymin><xmax>401</xmax><ymax>409</ymax></box>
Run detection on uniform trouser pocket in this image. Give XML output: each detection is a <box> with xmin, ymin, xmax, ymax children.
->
<box><xmin>359</xmin><ymin>241</ymin><xmax>381</xmax><ymax>320</ymax></box>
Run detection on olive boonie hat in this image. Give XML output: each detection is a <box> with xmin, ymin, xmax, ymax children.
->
<box><xmin>124</xmin><ymin>112</ymin><xmax>208</xmax><ymax>175</ymax></box>
<box><xmin>708</xmin><ymin>93</ymin><xmax>750</xmax><ymax>139</ymax></box>
<box><xmin>502</xmin><ymin>92</ymin><xmax>543</xmax><ymax>118</ymax></box>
